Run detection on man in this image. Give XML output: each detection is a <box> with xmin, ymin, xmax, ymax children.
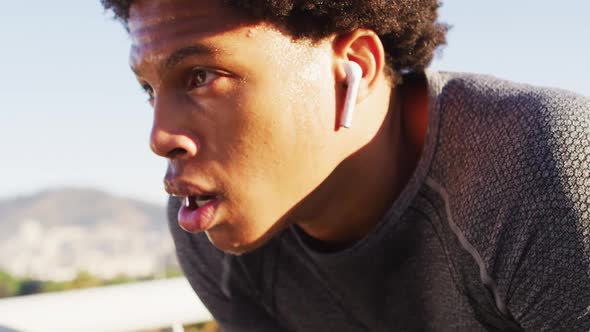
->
<box><xmin>102</xmin><ymin>0</ymin><xmax>590</xmax><ymax>330</ymax></box>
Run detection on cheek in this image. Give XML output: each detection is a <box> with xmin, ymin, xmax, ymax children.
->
<box><xmin>204</xmin><ymin>57</ymin><xmax>339</xmax><ymax>233</ymax></box>
<box><xmin>228</xmin><ymin>79</ymin><xmax>336</xmax><ymax>206</ymax></box>
<box><xmin>201</xmin><ymin>83</ymin><xmax>293</xmax><ymax>191</ymax></box>
<box><xmin>288</xmin><ymin>56</ymin><xmax>336</xmax><ymax>125</ymax></box>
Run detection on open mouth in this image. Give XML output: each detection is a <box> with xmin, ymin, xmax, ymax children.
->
<box><xmin>184</xmin><ymin>195</ymin><xmax>217</xmax><ymax>210</ymax></box>
<box><xmin>164</xmin><ymin>180</ymin><xmax>222</xmax><ymax>233</ymax></box>
<box><xmin>177</xmin><ymin>194</ymin><xmax>221</xmax><ymax>233</ymax></box>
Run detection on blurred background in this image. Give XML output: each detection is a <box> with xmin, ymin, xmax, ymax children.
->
<box><xmin>0</xmin><ymin>0</ymin><xmax>588</xmax><ymax>331</ymax></box>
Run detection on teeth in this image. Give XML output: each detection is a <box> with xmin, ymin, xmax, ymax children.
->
<box><xmin>182</xmin><ymin>195</ymin><xmax>216</xmax><ymax>209</ymax></box>
<box><xmin>196</xmin><ymin>198</ymin><xmax>214</xmax><ymax>208</ymax></box>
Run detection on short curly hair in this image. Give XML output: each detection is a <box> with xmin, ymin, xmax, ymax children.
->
<box><xmin>101</xmin><ymin>0</ymin><xmax>448</xmax><ymax>80</ymax></box>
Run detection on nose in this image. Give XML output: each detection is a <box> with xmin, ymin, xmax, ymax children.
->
<box><xmin>149</xmin><ymin>99</ymin><xmax>199</xmax><ymax>160</ymax></box>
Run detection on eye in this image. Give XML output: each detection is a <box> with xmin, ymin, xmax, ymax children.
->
<box><xmin>141</xmin><ymin>83</ymin><xmax>154</xmax><ymax>103</ymax></box>
<box><xmin>187</xmin><ymin>68</ymin><xmax>219</xmax><ymax>90</ymax></box>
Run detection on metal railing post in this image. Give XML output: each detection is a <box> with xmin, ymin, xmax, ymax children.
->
<box><xmin>171</xmin><ymin>322</ymin><xmax>185</xmax><ymax>332</ymax></box>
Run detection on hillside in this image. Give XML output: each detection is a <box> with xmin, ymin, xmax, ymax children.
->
<box><xmin>0</xmin><ymin>188</ymin><xmax>178</xmax><ymax>281</ymax></box>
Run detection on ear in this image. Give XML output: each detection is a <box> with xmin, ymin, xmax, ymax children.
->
<box><xmin>332</xmin><ymin>29</ymin><xmax>387</xmax><ymax>103</ymax></box>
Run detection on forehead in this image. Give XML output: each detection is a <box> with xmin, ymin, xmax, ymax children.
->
<box><xmin>129</xmin><ymin>0</ymin><xmax>250</xmax><ymax>42</ymax></box>
<box><xmin>127</xmin><ymin>0</ymin><xmax>334</xmax><ymax>79</ymax></box>
<box><xmin>128</xmin><ymin>0</ymin><xmax>258</xmax><ymax>68</ymax></box>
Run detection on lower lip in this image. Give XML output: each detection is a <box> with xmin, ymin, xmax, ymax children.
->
<box><xmin>177</xmin><ymin>199</ymin><xmax>220</xmax><ymax>233</ymax></box>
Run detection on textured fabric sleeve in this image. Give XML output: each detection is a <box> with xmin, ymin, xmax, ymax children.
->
<box><xmin>167</xmin><ymin>197</ymin><xmax>283</xmax><ymax>332</ymax></box>
<box><xmin>497</xmin><ymin>92</ymin><xmax>590</xmax><ymax>331</ymax></box>
<box><xmin>433</xmin><ymin>78</ymin><xmax>590</xmax><ymax>331</ymax></box>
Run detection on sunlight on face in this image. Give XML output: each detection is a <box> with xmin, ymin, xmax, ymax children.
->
<box><xmin>128</xmin><ymin>0</ymin><xmax>345</xmax><ymax>254</ymax></box>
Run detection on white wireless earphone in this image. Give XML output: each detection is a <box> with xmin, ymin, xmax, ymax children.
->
<box><xmin>340</xmin><ymin>61</ymin><xmax>363</xmax><ymax>129</ymax></box>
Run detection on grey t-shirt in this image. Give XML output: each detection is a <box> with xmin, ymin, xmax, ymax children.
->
<box><xmin>167</xmin><ymin>71</ymin><xmax>590</xmax><ymax>331</ymax></box>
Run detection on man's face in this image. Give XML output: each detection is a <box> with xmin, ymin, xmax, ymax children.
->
<box><xmin>129</xmin><ymin>0</ymin><xmax>346</xmax><ymax>254</ymax></box>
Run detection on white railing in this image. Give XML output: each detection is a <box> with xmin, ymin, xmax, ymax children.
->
<box><xmin>0</xmin><ymin>277</ymin><xmax>212</xmax><ymax>332</ymax></box>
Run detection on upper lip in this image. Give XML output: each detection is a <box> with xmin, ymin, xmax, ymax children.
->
<box><xmin>164</xmin><ymin>178</ymin><xmax>218</xmax><ymax>198</ymax></box>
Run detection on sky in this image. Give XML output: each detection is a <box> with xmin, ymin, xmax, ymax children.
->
<box><xmin>1</xmin><ymin>1</ymin><xmax>588</xmax><ymax>205</ymax></box>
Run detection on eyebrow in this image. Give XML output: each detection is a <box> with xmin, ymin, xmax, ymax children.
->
<box><xmin>131</xmin><ymin>43</ymin><xmax>229</xmax><ymax>75</ymax></box>
<box><xmin>164</xmin><ymin>44</ymin><xmax>228</xmax><ymax>69</ymax></box>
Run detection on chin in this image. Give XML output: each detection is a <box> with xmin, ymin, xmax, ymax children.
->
<box><xmin>205</xmin><ymin>225</ymin><xmax>276</xmax><ymax>256</ymax></box>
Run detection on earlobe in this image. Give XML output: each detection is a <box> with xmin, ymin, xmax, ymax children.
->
<box><xmin>340</xmin><ymin>61</ymin><xmax>363</xmax><ymax>129</ymax></box>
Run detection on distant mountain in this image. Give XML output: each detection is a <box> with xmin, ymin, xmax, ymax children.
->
<box><xmin>0</xmin><ymin>188</ymin><xmax>178</xmax><ymax>281</ymax></box>
<box><xmin>0</xmin><ymin>188</ymin><xmax>165</xmax><ymax>233</ymax></box>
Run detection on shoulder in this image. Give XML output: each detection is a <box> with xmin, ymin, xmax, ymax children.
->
<box><xmin>435</xmin><ymin>71</ymin><xmax>590</xmax><ymax>111</ymax></box>
<box><xmin>430</xmin><ymin>71</ymin><xmax>590</xmax><ymax>202</ymax></box>
<box><xmin>427</xmin><ymin>72</ymin><xmax>590</xmax><ymax>329</ymax></box>
<box><xmin>436</xmin><ymin>72</ymin><xmax>590</xmax><ymax>211</ymax></box>
<box><xmin>433</xmin><ymin>71</ymin><xmax>589</xmax><ymax>135</ymax></box>
<box><xmin>429</xmin><ymin>71</ymin><xmax>590</xmax><ymax>261</ymax></box>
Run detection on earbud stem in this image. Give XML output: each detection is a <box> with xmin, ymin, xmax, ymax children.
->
<box><xmin>340</xmin><ymin>61</ymin><xmax>362</xmax><ymax>129</ymax></box>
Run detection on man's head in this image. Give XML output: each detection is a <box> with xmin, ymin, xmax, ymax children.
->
<box><xmin>103</xmin><ymin>0</ymin><xmax>447</xmax><ymax>254</ymax></box>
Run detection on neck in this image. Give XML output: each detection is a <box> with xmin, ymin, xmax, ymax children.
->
<box><xmin>294</xmin><ymin>75</ymin><xmax>428</xmax><ymax>246</ymax></box>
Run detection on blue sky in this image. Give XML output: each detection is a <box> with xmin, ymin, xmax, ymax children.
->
<box><xmin>1</xmin><ymin>1</ymin><xmax>588</xmax><ymax>205</ymax></box>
